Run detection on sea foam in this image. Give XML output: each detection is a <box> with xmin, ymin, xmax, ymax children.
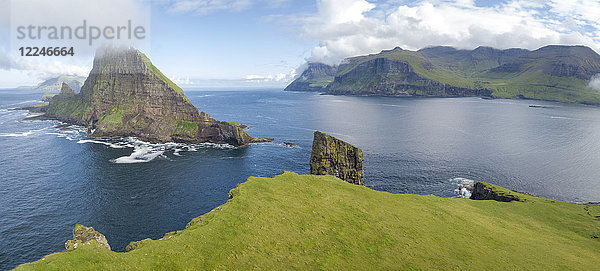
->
<box><xmin>451</xmin><ymin>177</ymin><xmax>475</xmax><ymax>198</ymax></box>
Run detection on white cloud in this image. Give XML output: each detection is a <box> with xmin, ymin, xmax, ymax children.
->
<box><xmin>244</xmin><ymin>69</ymin><xmax>296</xmax><ymax>82</ymax></box>
<box><xmin>0</xmin><ymin>50</ymin><xmax>10</xmax><ymax>70</ymax></box>
<box><xmin>589</xmin><ymin>74</ymin><xmax>600</xmax><ymax>91</ymax></box>
<box><xmin>0</xmin><ymin>0</ymin><xmax>148</xmax><ymax>84</ymax></box>
<box><xmin>13</xmin><ymin>57</ymin><xmax>90</xmax><ymax>78</ymax></box>
<box><xmin>300</xmin><ymin>0</ymin><xmax>600</xmax><ymax>64</ymax></box>
<box><xmin>171</xmin><ymin>75</ymin><xmax>192</xmax><ymax>85</ymax></box>
<box><xmin>165</xmin><ymin>0</ymin><xmax>289</xmax><ymax>15</ymax></box>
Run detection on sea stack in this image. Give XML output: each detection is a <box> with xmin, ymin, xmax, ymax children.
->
<box><xmin>59</xmin><ymin>82</ymin><xmax>75</xmax><ymax>96</ymax></box>
<box><xmin>310</xmin><ymin>131</ymin><xmax>365</xmax><ymax>185</ymax></box>
<box><xmin>44</xmin><ymin>46</ymin><xmax>268</xmax><ymax>146</ymax></box>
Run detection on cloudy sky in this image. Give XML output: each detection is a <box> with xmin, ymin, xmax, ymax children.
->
<box><xmin>0</xmin><ymin>0</ymin><xmax>599</xmax><ymax>88</ymax></box>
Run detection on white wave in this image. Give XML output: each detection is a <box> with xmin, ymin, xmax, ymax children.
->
<box><xmin>0</xmin><ymin>131</ymin><xmax>35</xmax><ymax>137</ymax></box>
<box><xmin>112</xmin><ymin>145</ymin><xmax>165</xmax><ymax>164</ymax></box>
<box><xmin>549</xmin><ymin>116</ymin><xmax>581</xmax><ymax>121</ymax></box>
<box><xmin>451</xmin><ymin>177</ymin><xmax>475</xmax><ymax>199</ymax></box>
<box><xmin>0</xmin><ymin>127</ymin><xmax>47</xmax><ymax>137</ymax></box>
<box><xmin>255</xmin><ymin>115</ymin><xmax>275</xmax><ymax>120</ymax></box>
<box><xmin>77</xmin><ymin>139</ymin><xmax>127</xmax><ymax>149</ymax></box>
<box><xmin>3</xmin><ymin>100</ymin><xmax>42</xmax><ymax>109</ymax></box>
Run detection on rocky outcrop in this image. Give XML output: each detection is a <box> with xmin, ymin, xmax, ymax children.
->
<box><xmin>14</xmin><ymin>104</ymin><xmax>48</xmax><ymax>113</ymax></box>
<box><xmin>35</xmin><ymin>75</ymin><xmax>86</xmax><ymax>92</ymax></box>
<box><xmin>43</xmin><ymin>47</ymin><xmax>269</xmax><ymax>146</ymax></box>
<box><xmin>64</xmin><ymin>224</ymin><xmax>111</xmax><ymax>251</ymax></box>
<box><xmin>310</xmin><ymin>131</ymin><xmax>365</xmax><ymax>185</ymax></box>
<box><xmin>42</xmin><ymin>93</ymin><xmax>57</xmax><ymax>102</ymax></box>
<box><xmin>284</xmin><ymin>62</ymin><xmax>337</xmax><ymax>92</ymax></box>
<box><xmin>470</xmin><ymin>182</ymin><xmax>522</xmax><ymax>202</ymax></box>
<box><xmin>59</xmin><ymin>82</ymin><xmax>75</xmax><ymax>96</ymax></box>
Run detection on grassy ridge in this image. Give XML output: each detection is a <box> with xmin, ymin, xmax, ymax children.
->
<box><xmin>328</xmin><ymin>46</ymin><xmax>600</xmax><ymax>104</ymax></box>
<box><xmin>17</xmin><ymin>172</ymin><xmax>600</xmax><ymax>270</ymax></box>
<box><xmin>138</xmin><ymin>51</ymin><xmax>191</xmax><ymax>104</ymax></box>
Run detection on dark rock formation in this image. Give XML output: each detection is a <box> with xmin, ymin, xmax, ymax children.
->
<box><xmin>43</xmin><ymin>47</ymin><xmax>269</xmax><ymax>146</ymax></box>
<box><xmin>42</xmin><ymin>93</ymin><xmax>57</xmax><ymax>102</ymax></box>
<box><xmin>126</xmin><ymin>238</ymin><xmax>151</xmax><ymax>252</ymax></box>
<box><xmin>284</xmin><ymin>62</ymin><xmax>337</xmax><ymax>92</ymax></box>
<box><xmin>470</xmin><ymin>182</ymin><xmax>522</xmax><ymax>202</ymax></box>
<box><xmin>35</xmin><ymin>75</ymin><xmax>86</xmax><ymax>92</ymax></box>
<box><xmin>59</xmin><ymin>82</ymin><xmax>75</xmax><ymax>96</ymax></box>
<box><xmin>13</xmin><ymin>104</ymin><xmax>48</xmax><ymax>113</ymax></box>
<box><xmin>310</xmin><ymin>131</ymin><xmax>364</xmax><ymax>185</ymax></box>
<box><xmin>64</xmin><ymin>224</ymin><xmax>111</xmax><ymax>251</ymax></box>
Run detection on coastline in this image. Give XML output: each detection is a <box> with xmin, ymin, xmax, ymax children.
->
<box><xmin>17</xmin><ymin>172</ymin><xmax>600</xmax><ymax>270</ymax></box>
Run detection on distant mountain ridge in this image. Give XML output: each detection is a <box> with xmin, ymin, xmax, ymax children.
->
<box><xmin>32</xmin><ymin>75</ymin><xmax>86</xmax><ymax>92</ymax></box>
<box><xmin>284</xmin><ymin>62</ymin><xmax>337</xmax><ymax>92</ymax></box>
<box><xmin>285</xmin><ymin>45</ymin><xmax>600</xmax><ymax>104</ymax></box>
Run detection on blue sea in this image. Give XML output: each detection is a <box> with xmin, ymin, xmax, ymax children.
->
<box><xmin>2</xmin><ymin>88</ymin><xmax>600</xmax><ymax>269</ymax></box>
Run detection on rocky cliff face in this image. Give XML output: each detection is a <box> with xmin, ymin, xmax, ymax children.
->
<box><xmin>284</xmin><ymin>62</ymin><xmax>337</xmax><ymax>92</ymax></box>
<box><xmin>310</xmin><ymin>131</ymin><xmax>364</xmax><ymax>185</ymax></box>
<box><xmin>44</xmin><ymin>47</ymin><xmax>267</xmax><ymax>146</ymax></box>
<box><xmin>64</xmin><ymin>224</ymin><xmax>111</xmax><ymax>251</ymax></box>
<box><xmin>286</xmin><ymin>45</ymin><xmax>600</xmax><ymax>104</ymax></box>
<box><xmin>470</xmin><ymin>182</ymin><xmax>522</xmax><ymax>202</ymax></box>
<box><xmin>327</xmin><ymin>57</ymin><xmax>490</xmax><ymax>96</ymax></box>
<box><xmin>59</xmin><ymin>82</ymin><xmax>75</xmax><ymax>95</ymax></box>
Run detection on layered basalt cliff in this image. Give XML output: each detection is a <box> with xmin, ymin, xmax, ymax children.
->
<box><xmin>284</xmin><ymin>62</ymin><xmax>337</xmax><ymax>92</ymax></box>
<box><xmin>328</xmin><ymin>57</ymin><xmax>490</xmax><ymax>96</ymax></box>
<box><xmin>44</xmin><ymin>47</ymin><xmax>268</xmax><ymax>146</ymax></box>
<box><xmin>309</xmin><ymin>131</ymin><xmax>365</xmax><ymax>185</ymax></box>
<box><xmin>286</xmin><ymin>45</ymin><xmax>600</xmax><ymax>104</ymax></box>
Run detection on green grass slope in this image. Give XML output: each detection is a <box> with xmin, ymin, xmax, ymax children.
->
<box><xmin>17</xmin><ymin>172</ymin><xmax>600</xmax><ymax>270</ymax></box>
<box><xmin>328</xmin><ymin>45</ymin><xmax>600</xmax><ymax>104</ymax></box>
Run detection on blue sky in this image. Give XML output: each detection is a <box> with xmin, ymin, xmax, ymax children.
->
<box><xmin>1</xmin><ymin>0</ymin><xmax>600</xmax><ymax>88</ymax></box>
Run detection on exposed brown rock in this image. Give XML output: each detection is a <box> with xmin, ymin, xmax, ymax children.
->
<box><xmin>470</xmin><ymin>182</ymin><xmax>522</xmax><ymax>202</ymax></box>
<box><xmin>42</xmin><ymin>47</ymin><xmax>269</xmax><ymax>146</ymax></box>
<box><xmin>310</xmin><ymin>131</ymin><xmax>365</xmax><ymax>185</ymax></box>
<box><xmin>64</xmin><ymin>224</ymin><xmax>111</xmax><ymax>251</ymax></box>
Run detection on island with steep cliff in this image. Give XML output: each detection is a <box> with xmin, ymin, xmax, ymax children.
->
<box><xmin>286</xmin><ymin>45</ymin><xmax>600</xmax><ymax>105</ymax></box>
<box><xmin>16</xmin><ymin>131</ymin><xmax>600</xmax><ymax>270</ymax></box>
<box><xmin>32</xmin><ymin>47</ymin><xmax>269</xmax><ymax>146</ymax></box>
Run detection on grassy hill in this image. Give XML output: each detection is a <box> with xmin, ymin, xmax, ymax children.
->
<box><xmin>294</xmin><ymin>45</ymin><xmax>600</xmax><ymax>104</ymax></box>
<box><xmin>17</xmin><ymin>172</ymin><xmax>600</xmax><ymax>270</ymax></box>
<box><xmin>284</xmin><ymin>63</ymin><xmax>337</xmax><ymax>92</ymax></box>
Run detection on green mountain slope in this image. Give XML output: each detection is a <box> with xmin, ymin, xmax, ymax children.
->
<box><xmin>284</xmin><ymin>62</ymin><xmax>337</xmax><ymax>92</ymax></box>
<box><xmin>18</xmin><ymin>172</ymin><xmax>600</xmax><ymax>270</ymax></box>
<box><xmin>292</xmin><ymin>45</ymin><xmax>600</xmax><ymax>104</ymax></box>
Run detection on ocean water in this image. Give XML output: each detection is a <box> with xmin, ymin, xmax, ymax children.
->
<box><xmin>2</xmin><ymin>88</ymin><xmax>600</xmax><ymax>269</ymax></box>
